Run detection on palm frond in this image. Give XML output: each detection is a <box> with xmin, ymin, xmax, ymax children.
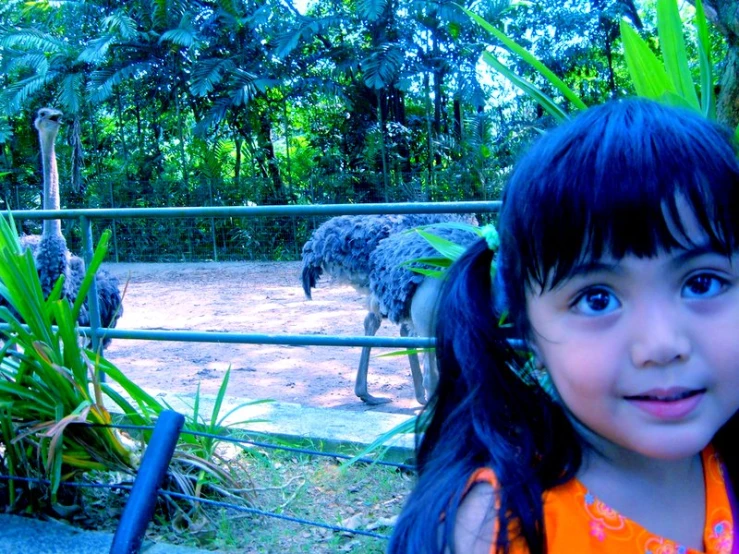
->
<box><xmin>77</xmin><ymin>35</ymin><xmax>116</xmax><ymax>64</ymax></box>
<box><xmin>361</xmin><ymin>44</ymin><xmax>405</xmax><ymax>90</ymax></box>
<box><xmin>58</xmin><ymin>72</ymin><xmax>84</xmax><ymax>115</ymax></box>
<box><xmin>1</xmin><ymin>71</ymin><xmax>59</xmax><ymax>112</ymax></box>
<box><xmin>159</xmin><ymin>15</ymin><xmax>198</xmax><ymax>48</ymax></box>
<box><xmin>357</xmin><ymin>0</ymin><xmax>388</xmax><ymax>21</ymax></box>
<box><xmin>87</xmin><ymin>61</ymin><xmax>155</xmax><ymax>103</ymax></box>
<box><xmin>102</xmin><ymin>13</ymin><xmax>139</xmax><ymax>40</ymax></box>
<box><xmin>273</xmin><ymin>14</ymin><xmax>346</xmax><ymax>59</ymax></box>
<box><xmin>190</xmin><ymin>58</ymin><xmax>235</xmax><ymax>96</ymax></box>
<box><xmin>0</xmin><ymin>28</ymin><xmax>65</xmax><ymax>53</ymax></box>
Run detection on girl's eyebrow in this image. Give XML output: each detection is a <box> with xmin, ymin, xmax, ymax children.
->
<box><xmin>567</xmin><ymin>260</ymin><xmax>623</xmax><ymax>279</ymax></box>
<box><xmin>569</xmin><ymin>244</ymin><xmax>722</xmax><ymax>279</ymax></box>
<box><xmin>667</xmin><ymin>243</ymin><xmax>725</xmax><ymax>269</ymax></box>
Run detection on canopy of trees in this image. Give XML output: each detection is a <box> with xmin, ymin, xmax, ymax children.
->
<box><xmin>0</xmin><ymin>0</ymin><xmax>734</xmax><ymax>261</ymax></box>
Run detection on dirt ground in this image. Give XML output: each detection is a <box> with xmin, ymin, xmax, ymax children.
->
<box><xmin>103</xmin><ymin>262</ymin><xmax>425</xmax><ymax>416</ymax></box>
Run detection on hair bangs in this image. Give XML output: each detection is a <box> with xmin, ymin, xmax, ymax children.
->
<box><xmin>501</xmin><ymin>99</ymin><xmax>739</xmax><ymax>295</ymax></box>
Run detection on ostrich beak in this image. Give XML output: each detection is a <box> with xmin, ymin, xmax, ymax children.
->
<box><xmin>34</xmin><ymin>108</ymin><xmax>63</xmax><ymax>131</ymax></box>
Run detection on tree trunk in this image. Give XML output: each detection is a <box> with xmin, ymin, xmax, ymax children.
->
<box><xmin>234</xmin><ymin>135</ymin><xmax>242</xmax><ymax>194</ymax></box>
<box><xmin>717</xmin><ymin>40</ymin><xmax>739</xmax><ymax>129</ymax></box>
<box><xmin>257</xmin><ymin>110</ymin><xmax>283</xmax><ymax>203</ymax></box>
<box><xmin>687</xmin><ymin>0</ymin><xmax>739</xmax><ymax>129</ymax></box>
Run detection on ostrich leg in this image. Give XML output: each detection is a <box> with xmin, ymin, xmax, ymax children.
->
<box><xmin>355</xmin><ymin>310</ymin><xmax>391</xmax><ymax>405</ymax></box>
<box><xmin>411</xmin><ymin>276</ymin><xmax>443</xmax><ymax>401</ymax></box>
<box><xmin>423</xmin><ymin>351</ymin><xmax>439</xmax><ymax>399</ymax></box>
<box><xmin>400</xmin><ymin>323</ymin><xmax>427</xmax><ymax>405</ymax></box>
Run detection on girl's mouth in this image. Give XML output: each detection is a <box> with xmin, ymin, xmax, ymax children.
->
<box><xmin>625</xmin><ymin>388</ymin><xmax>704</xmax><ymax>402</ymax></box>
<box><xmin>624</xmin><ymin>388</ymin><xmax>706</xmax><ymax>420</ymax></box>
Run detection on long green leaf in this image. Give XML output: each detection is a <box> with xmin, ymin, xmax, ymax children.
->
<box><xmin>481</xmin><ymin>52</ymin><xmax>570</xmax><ymax>122</ymax></box>
<box><xmin>209</xmin><ymin>367</ymin><xmax>230</xmax><ymax>431</ymax></box>
<box><xmin>94</xmin><ymin>356</ymin><xmax>164</xmax><ymax>415</ymax></box>
<box><xmin>401</xmin><ymin>256</ymin><xmax>453</xmax><ymax>269</ymax></box>
<box><xmin>343</xmin><ymin>415</ymin><xmax>417</xmax><ymax>469</ymax></box>
<box><xmin>656</xmin><ymin>0</ymin><xmax>699</xmax><ymax>109</ymax></box>
<box><xmin>72</xmin><ymin>230</ymin><xmax>111</xmax><ymax>318</ymax></box>
<box><xmin>415</xmin><ymin>229</ymin><xmax>468</xmax><ymax>262</ymax></box>
<box><xmin>463</xmin><ymin>7</ymin><xmax>587</xmax><ymax>112</ymax></box>
<box><xmin>406</xmin><ymin>267</ymin><xmax>446</xmax><ymax>278</ymax></box>
<box><xmin>693</xmin><ymin>0</ymin><xmax>715</xmax><ymax>119</ymax></box>
<box><xmin>620</xmin><ymin>21</ymin><xmax>677</xmax><ymax>100</ymax></box>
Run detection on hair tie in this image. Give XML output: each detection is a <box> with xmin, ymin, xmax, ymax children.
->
<box><xmin>480</xmin><ymin>224</ymin><xmax>500</xmax><ymax>252</ymax></box>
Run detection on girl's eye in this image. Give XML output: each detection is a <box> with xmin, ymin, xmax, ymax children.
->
<box><xmin>571</xmin><ymin>288</ymin><xmax>620</xmax><ymax>315</ymax></box>
<box><xmin>683</xmin><ymin>274</ymin><xmax>728</xmax><ymax>299</ymax></box>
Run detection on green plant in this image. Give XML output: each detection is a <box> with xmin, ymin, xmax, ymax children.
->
<box><xmin>0</xmin><ymin>215</ymin><xmax>143</xmax><ymax>509</ymax></box>
<box><xmin>464</xmin><ymin>0</ymin><xmax>738</xmax><ymax>139</ymax></box>
<box><xmin>157</xmin><ymin>370</ymin><xmax>274</xmax><ymax>520</ymax></box>
<box><xmin>0</xmin><ymin>213</ymin><xmax>256</xmax><ymax>523</ymax></box>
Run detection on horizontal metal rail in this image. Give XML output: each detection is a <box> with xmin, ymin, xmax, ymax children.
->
<box><xmin>5</xmin><ymin>201</ymin><xmax>502</xmax><ymax>351</ymax></box>
<box><xmin>0</xmin><ymin>324</ymin><xmax>525</xmax><ymax>350</ymax></box>
<box><xmin>8</xmin><ymin>201</ymin><xmax>500</xmax><ymax>220</ymax></box>
<box><xmin>90</xmin><ymin>328</ymin><xmax>436</xmax><ymax>348</ymax></box>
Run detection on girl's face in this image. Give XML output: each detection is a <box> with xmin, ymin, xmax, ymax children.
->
<box><xmin>525</xmin><ymin>213</ymin><xmax>739</xmax><ymax>461</ymax></box>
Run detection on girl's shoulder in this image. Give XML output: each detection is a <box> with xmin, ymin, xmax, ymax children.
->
<box><xmin>455</xmin><ymin>474</ymin><xmax>498</xmax><ymax>554</ymax></box>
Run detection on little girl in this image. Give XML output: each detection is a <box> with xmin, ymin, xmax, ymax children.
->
<box><xmin>388</xmin><ymin>98</ymin><xmax>739</xmax><ymax>553</ymax></box>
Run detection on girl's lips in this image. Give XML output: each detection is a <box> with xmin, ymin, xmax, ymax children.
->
<box><xmin>625</xmin><ymin>389</ymin><xmax>705</xmax><ymax>420</ymax></box>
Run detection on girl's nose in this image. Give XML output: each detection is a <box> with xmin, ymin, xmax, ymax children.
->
<box><xmin>629</xmin><ymin>305</ymin><xmax>692</xmax><ymax>368</ymax></box>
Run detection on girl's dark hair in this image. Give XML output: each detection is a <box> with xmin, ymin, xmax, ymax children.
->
<box><xmin>388</xmin><ymin>98</ymin><xmax>739</xmax><ymax>553</ymax></box>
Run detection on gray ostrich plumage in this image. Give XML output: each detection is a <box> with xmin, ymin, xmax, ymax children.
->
<box><xmin>301</xmin><ymin>213</ymin><xmax>475</xmax><ymax>298</ymax></box>
<box><xmin>368</xmin><ymin>226</ymin><xmax>480</xmax><ymax>401</ymax></box>
<box><xmin>33</xmin><ymin>107</ymin><xmax>123</xmax><ymax>348</ymax></box>
<box><xmin>300</xmin><ymin>213</ymin><xmax>477</xmax><ymax>405</ymax></box>
<box><xmin>369</xmin><ymin>225</ymin><xmax>479</xmax><ymax>325</ymax></box>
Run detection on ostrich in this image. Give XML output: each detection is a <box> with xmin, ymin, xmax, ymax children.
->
<box><xmin>367</xmin><ymin>225</ymin><xmax>480</xmax><ymax>403</ymax></box>
<box><xmin>33</xmin><ymin>107</ymin><xmax>123</xmax><ymax>348</ymax></box>
<box><xmin>300</xmin><ymin>213</ymin><xmax>476</xmax><ymax>404</ymax></box>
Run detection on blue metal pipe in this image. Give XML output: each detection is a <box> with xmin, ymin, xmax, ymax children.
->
<box><xmin>9</xmin><ymin>200</ymin><xmax>500</xmax><ymax>220</ymax></box>
<box><xmin>0</xmin><ymin>323</ymin><xmax>527</xmax><ymax>350</ymax></box>
<box><xmin>84</xmin><ymin>328</ymin><xmax>437</xmax><ymax>348</ymax></box>
<box><xmin>110</xmin><ymin>410</ymin><xmax>185</xmax><ymax>554</ymax></box>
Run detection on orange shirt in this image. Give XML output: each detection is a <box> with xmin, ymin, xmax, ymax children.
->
<box><xmin>467</xmin><ymin>447</ymin><xmax>735</xmax><ymax>553</ymax></box>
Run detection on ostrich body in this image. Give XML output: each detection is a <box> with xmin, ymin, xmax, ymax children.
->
<box><xmin>34</xmin><ymin>108</ymin><xmax>123</xmax><ymax>348</ymax></box>
<box><xmin>300</xmin><ymin>213</ymin><xmax>476</xmax><ymax>404</ymax></box>
<box><xmin>367</xmin><ymin>225</ymin><xmax>480</xmax><ymax>403</ymax></box>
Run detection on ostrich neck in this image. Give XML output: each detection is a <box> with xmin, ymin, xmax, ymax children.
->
<box><xmin>40</xmin><ymin>132</ymin><xmax>62</xmax><ymax>237</ymax></box>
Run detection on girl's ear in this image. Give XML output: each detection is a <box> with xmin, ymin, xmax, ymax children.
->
<box><xmin>529</xmin><ymin>344</ymin><xmax>545</xmax><ymax>369</ymax></box>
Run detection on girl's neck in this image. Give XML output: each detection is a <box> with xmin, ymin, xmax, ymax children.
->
<box><xmin>573</xmin><ymin>421</ymin><xmax>707</xmax><ymax>550</ymax></box>
<box><xmin>567</xmin><ymin>408</ymin><xmax>705</xmax><ymax>486</ymax></box>
<box><xmin>578</xmin><ymin>439</ymin><xmax>702</xmax><ymax>489</ymax></box>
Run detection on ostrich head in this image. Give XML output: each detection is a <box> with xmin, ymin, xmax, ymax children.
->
<box><xmin>34</xmin><ymin>107</ymin><xmax>62</xmax><ymax>138</ymax></box>
<box><xmin>34</xmin><ymin>107</ymin><xmax>63</xmax><ymax>234</ymax></box>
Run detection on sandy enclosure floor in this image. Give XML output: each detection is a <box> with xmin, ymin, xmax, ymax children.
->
<box><xmin>103</xmin><ymin>262</ymin><xmax>425</xmax><ymax>415</ymax></box>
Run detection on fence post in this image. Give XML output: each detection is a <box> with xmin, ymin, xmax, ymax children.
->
<box><xmin>80</xmin><ymin>215</ymin><xmax>102</xmax><ymax>355</ymax></box>
<box><xmin>110</xmin><ymin>410</ymin><xmax>185</xmax><ymax>554</ymax></box>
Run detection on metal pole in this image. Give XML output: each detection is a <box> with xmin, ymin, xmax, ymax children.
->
<box><xmin>108</xmin><ymin>179</ymin><xmax>120</xmax><ymax>263</ymax></box>
<box><xmin>80</xmin><ymin>215</ymin><xmax>102</xmax><ymax>354</ymax></box>
<box><xmin>110</xmin><ymin>410</ymin><xmax>185</xmax><ymax>554</ymax></box>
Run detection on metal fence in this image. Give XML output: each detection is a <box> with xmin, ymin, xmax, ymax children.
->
<box><xmin>1</xmin><ymin>201</ymin><xmax>504</xmax><ymax>549</ymax></box>
<box><xmin>10</xmin><ymin>201</ymin><xmax>501</xmax><ymax>352</ymax></box>
<box><xmin>4</xmin><ymin>170</ymin><xmax>504</xmax><ymax>263</ymax></box>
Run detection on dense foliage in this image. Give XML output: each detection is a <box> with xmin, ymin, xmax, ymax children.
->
<box><xmin>0</xmin><ymin>0</ymin><xmax>733</xmax><ymax>261</ymax></box>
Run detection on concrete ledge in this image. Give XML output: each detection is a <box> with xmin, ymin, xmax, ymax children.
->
<box><xmin>0</xmin><ymin>514</ymin><xmax>218</xmax><ymax>554</ymax></box>
<box><xmin>152</xmin><ymin>391</ymin><xmax>417</xmax><ymax>462</ymax></box>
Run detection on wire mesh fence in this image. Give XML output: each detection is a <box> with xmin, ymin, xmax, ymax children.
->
<box><xmin>0</xmin><ymin>420</ymin><xmax>415</xmax><ymax>548</ymax></box>
<box><xmin>0</xmin><ymin>169</ymin><xmax>501</xmax><ymax>263</ymax></box>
